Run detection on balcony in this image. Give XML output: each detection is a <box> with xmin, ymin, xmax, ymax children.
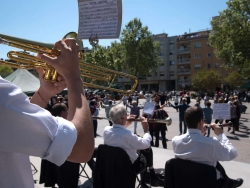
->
<box><xmin>177</xmin><ymin>48</ymin><xmax>190</xmax><ymax>54</ymax></box>
<box><xmin>177</xmin><ymin>80</ymin><xmax>191</xmax><ymax>85</ymax></box>
<box><xmin>177</xmin><ymin>69</ymin><xmax>190</xmax><ymax>75</ymax></box>
<box><xmin>177</xmin><ymin>58</ymin><xmax>190</xmax><ymax>64</ymax></box>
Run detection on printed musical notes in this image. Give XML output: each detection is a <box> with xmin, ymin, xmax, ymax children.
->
<box><xmin>78</xmin><ymin>0</ymin><xmax>122</xmax><ymax>39</ymax></box>
<box><xmin>213</xmin><ymin>103</ymin><xmax>231</xmax><ymax>120</ymax></box>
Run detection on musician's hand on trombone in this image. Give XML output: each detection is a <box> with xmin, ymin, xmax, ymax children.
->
<box><xmin>38</xmin><ymin>39</ymin><xmax>80</xmax><ymax>80</ymax></box>
<box><xmin>36</xmin><ymin>68</ymin><xmax>66</xmax><ymax>99</ymax></box>
<box><xmin>140</xmin><ymin>117</ymin><xmax>149</xmax><ymax>133</ymax></box>
<box><xmin>211</xmin><ymin>123</ymin><xmax>223</xmax><ymax>136</ymax></box>
<box><xmin>125</xmin><ymin>115</ymin><xmax>136</xmax><ymax>127</ymax></box>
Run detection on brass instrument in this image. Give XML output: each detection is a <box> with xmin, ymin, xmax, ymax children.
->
<box><xmin>93</xmin><ymin>116</ymin><xmax>172</xmax><ymax>126</ymax></box>
<box><xmin>0</xmin><ymin>32</ymin><xmax>138</xmax><ymax>94</ymax></box>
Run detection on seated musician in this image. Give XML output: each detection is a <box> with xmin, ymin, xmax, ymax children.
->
<box><xmin>103</xmin><ymin>105</ymin><xmax>163</xmax><ymax>187</ymax></box>
<box><xmin>172</xmin><ymin>106</ymin><xmax>243</xmax><ymax>188</ymax></box>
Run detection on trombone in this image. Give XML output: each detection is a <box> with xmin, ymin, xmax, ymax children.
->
<box><xmin>0</xmin><ymin>32</ymin><xmax>138</xmax><ymax>94</ymax></box>
<box><xmin>92</xmin><ymin>116</ymin><xmax>172</xmax><ymax>126</ymax></box>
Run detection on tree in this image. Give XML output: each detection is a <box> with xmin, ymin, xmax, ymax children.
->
<box><xmin>224</xmin><ymin>71</ymin><xmax>244</xmax><ymax>89</ymax></box>
<box><xmin>209</xmin><ymin>0</ymin><xmax>250</xmax><ymax>78</ymax></box>
<box><xmin>191</xmin><ymin>70</ymin><xmax>222</xmax><ymax>92</ymax></box>
<box><xmin>120</xmin><ymin>18</ymin><xmax>161</xmax><ymax>77</ymax></box>
<box><xmin>0</xmin><ymin>65</ymin><xmax>13</xmax><ymax>77</ymax></box>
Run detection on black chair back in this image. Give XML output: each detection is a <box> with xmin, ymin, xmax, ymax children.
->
<box><xmin>93</xmin><ymin>144</ymin><xmax>136</xmax><ymax>188</ymax></box>
<box><xmin>164</xmin><ymin>158</ymin><xmax>217</xmax><ymax>188</ymax></box>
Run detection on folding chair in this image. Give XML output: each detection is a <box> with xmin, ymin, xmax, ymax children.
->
<box><xmin>79</xmin><ymin>163</ymin><xmax>93</xmax><ymax>184</ymax></box>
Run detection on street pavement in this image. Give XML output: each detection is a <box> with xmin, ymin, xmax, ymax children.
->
<box><xmin>31</xmin><ymin>98</ymin><xmax>250</xmax><ymax>188</ymax></box>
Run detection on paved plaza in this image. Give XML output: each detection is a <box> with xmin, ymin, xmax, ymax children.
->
<box><xmin>31</xmin><ymin>98</ymin><xmax>250</xmax><ymax>188</ymax></box>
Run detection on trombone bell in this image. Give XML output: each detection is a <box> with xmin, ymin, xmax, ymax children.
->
<box><xmin>0</xmin><ymin>32</ymin><xmax>138</xmax><ymax>94</ymax></box>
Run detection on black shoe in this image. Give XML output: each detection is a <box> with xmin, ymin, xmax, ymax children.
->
<box><xmin>228</xmin><ymin>127</ymin><xmax>231</xmax><ymax>132</ymax></box>
<box><xmin>228</xmin><ymin>178</ymin><xmax>243</xmax><ymax>188</ymax></box>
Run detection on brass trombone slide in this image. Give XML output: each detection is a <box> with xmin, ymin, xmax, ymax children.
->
<box><xmin>92</xmin><ymin>116</ymin><xmax>172</xmax><ymax>126</ymax></box>
<box><xmin>0</xmin><ymin>32</ymin><xmax>138</xmax><ymax>94</ymax></box>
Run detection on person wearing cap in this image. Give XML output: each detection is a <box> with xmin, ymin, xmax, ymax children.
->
<box><xmin>100</xmin><ymin>99</ymin><xmax>122</xmax><ymax>126</ymax></box>
<box><xmin>126</xmin><ymin>100</ymin><xmax>144</xmax><ymax>134</ymax></box>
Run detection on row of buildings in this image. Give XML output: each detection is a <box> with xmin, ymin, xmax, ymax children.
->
<box><xmin>117</xmin><ymin>29</ymin><xmax>236</xmax><ymax>92</ymax></box>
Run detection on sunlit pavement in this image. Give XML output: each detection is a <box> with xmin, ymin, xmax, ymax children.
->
<box><xmin>32</xmin><ymin>98</ymin><xmax>250</xmax><ymax>188</ymax></box>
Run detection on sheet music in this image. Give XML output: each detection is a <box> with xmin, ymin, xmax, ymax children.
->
<box><xmin>78</xmin><ymin>0</ymin><xmax>122</xmax><ymax>39</ymax></box>
<box><xmin>213</xmin><ymin>103</ymin><xmax>231</xmax><ymax>120</ymax></box>
<box><xmin>143</xmin><ymin>102</ymin><xmax>155</xmax><ymax>116</ymax></box>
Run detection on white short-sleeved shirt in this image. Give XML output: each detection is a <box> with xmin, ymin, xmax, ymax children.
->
<box><xmin>0</xmin><ymin>77</ymin><xmax>77</xmax><ymax>188</ymax></box>
<box><xmin>172</xmin><ymin>129</ymin><xmax>238</xmax><ymax>178</ymax></box>
<box><xmin>103</xmin><ymin>124</ymin><xmax>152</xmax><ymax>162</ymax></box>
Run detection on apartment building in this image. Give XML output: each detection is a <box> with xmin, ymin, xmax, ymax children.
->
<box><xmin>177</xmin><ymin>30</ymin><xmax>235</xmax><ymax>91</ymax></box>
<box><xmin>117</xmin><ymin>30</ymin><xmax>236</xmax><ymax>92</ymax></box>
<box><xmin>117</xmin><ymin>33</ymin><xmax>177</xmax><ymax>92</ymax></box>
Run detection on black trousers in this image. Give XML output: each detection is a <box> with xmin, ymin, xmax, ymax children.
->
<box><xmin>93</xmin><ymin>120</ymin><xmax>97</xmax><ymax>138</ymax></box>
<box><xmin>133</xmin><ymin>148</ymin><xmax>153</xmax><ymax>175</ymax></box>
<box><xmin>154</xmin><ymin>124</ymin><xmax>167</xmax><ymax>148</ymax></box>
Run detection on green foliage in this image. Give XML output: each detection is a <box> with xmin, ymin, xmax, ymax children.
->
<box><xmin>0</xmin><ymin>65</ymin><xmax>13</xmax><ymax>77</ymax></box>
<box><xmin>191</xmin><ymin>70</ymin><xmax>222</xmax><ymax>92</ymax></box>
<box><xmin>84</xmin><ymin>18</ymin><xmax>161</xmax><ymax>78</ymax></box>
<box><xmin>190</xmin><ymin>92</ymin><xmax>198</xmax><ymax>99</ymax></box>
<box><xmin>224</xmin><ymin>71</ymin><xmax>244</xmax><ymax>89</ymax></box>
<box><xmin>209</xmin><ymin>0</ymin><xmax>250</xmax><ymax>78</ymax></box>
<box><xmin>120</xmin><ymin>18</ymin><xmax>161</xmax><ymax>77</ymax></box>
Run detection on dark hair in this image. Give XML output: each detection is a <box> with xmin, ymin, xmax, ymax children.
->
<box><xmin>184</xmin><ymin>107</ymin><xmax>204</xmax><ymax>129</ymax></box>
<box><xmin>206</xmin><ymin>101</ymin><xmax>211</xmax><ymax>107</ymax></box>
<box><xmin>89</xmin><ymin>101</ymin><xmax>95</xmax><ymax>106</ymax></box>
<box><xmin>155</xmin><ymin>104</ymin><xmax>160</xmax><ymax>109</ymax></box>
<box><xmin>51</xmin><ymin>103</ymin><xmax>68</xmax><ymax>117</ymax></box>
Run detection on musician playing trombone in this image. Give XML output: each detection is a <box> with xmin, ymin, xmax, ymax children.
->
<box><xmin>0</xmin><ymin>39</ymin><xmax>94</xmax><ymax>187</ymax></box>
<box><xmin>172</xmin><ymin>106</ymin><xmax>243</xmax><ymax>188</ymax></box>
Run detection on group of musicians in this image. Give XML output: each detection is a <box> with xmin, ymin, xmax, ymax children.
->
<box><xmin>0</xmin><ymin>38</ymin><xmax>244</xmax><ymax>188</ymax></box>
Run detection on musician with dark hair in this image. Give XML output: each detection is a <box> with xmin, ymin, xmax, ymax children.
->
<box><xmin>151</xmin><ymin>104</ymin><xmax>169</xmax><ymax>149</ymax></box>
<box><xmin>40</xmin><ymin>103</ymin><xmax>80</xmax><ymax>188</ymax></box>
<box><xmin>0</xmin><ymin>39</ymin><xmax>94</xmax><ymax>187</ymax></box>
<box><xmin>172</xmin><ymin>106</ymin><xmax>243</xmax><ymax>188</ymax></box>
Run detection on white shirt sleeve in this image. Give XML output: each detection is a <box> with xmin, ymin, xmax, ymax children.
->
<box><xmin>212</xmin><ymin>133</ymin><xmax>238</xmax><ymax>161</ymax></box>
<box><xmin>0</xmin><ymin>78</ymin><xmax>77</xmax><ymax>166</ymax></box>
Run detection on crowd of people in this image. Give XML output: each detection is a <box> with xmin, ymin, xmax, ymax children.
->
<box><xmin>0</xmin><ymin>38</ymin><xmax>246</xmax><ymax>188</ymax></box>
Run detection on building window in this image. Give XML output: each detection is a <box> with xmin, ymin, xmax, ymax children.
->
<box><xmin>170</xmin><ymin>51</ymin><xmax>175</xmax><ymax>55</ymax></box>
<box><xmin>160</xmin><ymin>71</ymin><xmax>164</xmax><ymax>76</ymax></box>
<box><xmin>194</xmin><ymin>54</ymin><xmax>201</xmax><ymax>59</ymax></box>
<box><xmin>215</xmin><ymin>63</ymin><xmax>219</xmax><ymax>68</ymax></box>
<box><xmin>154</xmin><ymin>71</ymin><xmax>157</xmax><ymax>76</ymax></box>
<box><xmin>207</xmin><ymin>63</ymin><xmax>211</xmax><ymax>68</ymax></box>
<box><xmin>170</xmin><ymin>71</ymin><xmax>175</xmax><ymax>76</ymax></box>
<box><xmin>170</xmin><ymin>61</ymin><xmax>175</xmax><ymax>65</ymax></box>
<box><xmin>147</xmin><ymin>74</ymin><xmax>152</xmax><ymax>77</ymax></box>
<box><xmin>160</xmin><ymin>62</ymin><xmax>164</xmax><ymax>66</ymax></box>
<box><xmin>194</xmin><ymin>43</ymin><xmax>201</xmax><ymax>48</ymax></box>
<box><xmin>207</xmin><ymin>53</ymin><xmax>211</xmax><ymax>58</ymax></box>
<box><xmin>194</xmin><ymin>64</ymin><xmax>201</xmax><ymax>70</ymax></box>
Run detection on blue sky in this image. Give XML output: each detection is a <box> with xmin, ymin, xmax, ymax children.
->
<box><xmin>0</xmin><ymin>0</ymin><xmax>228</xmax><ymax>59</ymax></box>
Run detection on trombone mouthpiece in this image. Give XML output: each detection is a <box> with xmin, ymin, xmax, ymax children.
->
<box><xmin>0</xmin><ymin>37</ymin><xmax>9</xmax><ymax>45</ymax></box>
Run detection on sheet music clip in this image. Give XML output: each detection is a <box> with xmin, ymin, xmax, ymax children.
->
<box><xmin>89</xmin><ymin>33</ymin><xmax>99</xmax><ymax>48</ymax></box>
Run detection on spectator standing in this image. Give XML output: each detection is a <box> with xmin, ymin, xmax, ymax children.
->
<box><xmin>202</xmin><ymin>101</ymin><xmax>213</xmax><ymax>137</ymax></box>
<box><xmin>168</xmin><ymin>98</ymin><xmax>190</xmax><ymax>135</ymax></box>
<box><xmin>144</xmin><ymin>91</ymin><xmax>152</xmax><ymax>103</ymax></box>
<box><xmin>126</xmin><ymin>101</ymin><xmax>144</xmax><ymax>134</ymax></box>
<box><xmin>90</xmin><ymin>100</ymin><xmax>99</xmax><ymax>138</ymax></box>
<box><xmin>204</xmin><ymin>93</ymin><xmax>210</xmax><ymax>107</ymax></box>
